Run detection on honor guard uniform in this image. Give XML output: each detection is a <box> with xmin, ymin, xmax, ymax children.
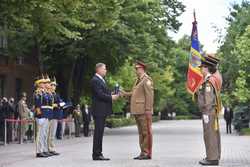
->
<box><xmin>34</xmin><ymin>75</ymin><xmax>49</xmax><ymax>158</ymax></box>
<box><xmin>48</xmin><ymin>77</ymin><xmax>64</xmax><ymax>155</ymax></box>
<box><xmin>195</xmin><ymin>55</ymin><xmax>222</xmax><ymax>166</ymax></box>
<box><xmin>122</xmin><ymin>61</ymin><xmax>154</xmax><ymax>160</ymax></box>
<box><xmin>43</xmin><ymin>75</ymin><xmax>54</xmax><ymax>157</ymax></box>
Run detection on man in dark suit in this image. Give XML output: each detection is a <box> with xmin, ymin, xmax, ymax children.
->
<box><xmin>224</xmin><ymin>107</ymin><xmax>233</xmax><ymax>134</ymax></box>
<box><xmin>90</xmin><ymin>63</ymin><xmax>119</xmax><ymax>161</ymax></box>
<box><xmin>82</xmin><ymin>104</ymin><xmax>92</xmax><ymax>137</ymax></box>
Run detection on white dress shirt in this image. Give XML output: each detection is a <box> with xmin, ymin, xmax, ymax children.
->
<box><xmin>95</xmin><ymin>73</ymin><xmax>106</xmax><ymax>84</ymax></box>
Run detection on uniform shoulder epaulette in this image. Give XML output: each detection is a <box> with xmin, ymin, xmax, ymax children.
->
<box><xmin>35</xmin><ymin>89</ymin><xmax>41</xmax><ymax>95</ymax></box>
<box><xmin>144</xmin><ymin>74</ymin><xmax>153</xmax><ymax>87</ymax></box>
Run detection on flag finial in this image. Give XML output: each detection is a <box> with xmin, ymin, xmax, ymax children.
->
<box><xmin>193</xmin><ymin>9</ymin><xmax>196</xmax><ymax>22</ymax></box>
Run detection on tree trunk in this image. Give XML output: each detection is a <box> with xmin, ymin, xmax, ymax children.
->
<box><xmin>34</xmin><ymin>37</ymin><xmax>43</xmax><ymax>73</ymax></box>
<box><xmin>72</xmin><ymin>56</ymin><xmax>86</xmax><ymax>104</ymax></box>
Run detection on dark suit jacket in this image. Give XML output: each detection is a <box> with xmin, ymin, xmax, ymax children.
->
<box><xmin>82</xmin><ymin>107</ymin><xmax>92</xmax><ymax>123</ymax></box>
<box><xmin>90</xmin><ymin>75</ymin><xmax>112</xmax><ymax>117</ymax></box>
<box><xmin>224</xmin><ymin>108</ymin><xmax>233</xmax><ymax>122</ymax></box>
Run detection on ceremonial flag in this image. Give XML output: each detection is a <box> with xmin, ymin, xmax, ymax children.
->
<box><xmin>186</xmin><ymin>11</ymin><xmax>204</xmax><ymax>94</ymax></box>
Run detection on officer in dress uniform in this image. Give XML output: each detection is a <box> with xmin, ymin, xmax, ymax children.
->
<box><xmin>121</xmin><ymin>61</ymin><xmax>154</xmax><ymax>160</ymax></box>
<box><xmin>34</xmin><ymin>75</ymin><xmax>49</xmax><ymax>158</ymax></box>
<box><xmin>195</xmin><ymin>54</ymin><xmax>223</xmax><ymax>166</ymax></box>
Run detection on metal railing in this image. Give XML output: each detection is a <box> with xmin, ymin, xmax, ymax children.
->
<box><xmin>3</xmin><ymin>118</ymin><xmax>76</xmax><ymax>146</ymax></box>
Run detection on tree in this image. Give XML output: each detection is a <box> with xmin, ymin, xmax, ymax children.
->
<box><xmin>219</xmin><ymin>1</ymin><xmax>250</xmax><ymax>106</ymax></box>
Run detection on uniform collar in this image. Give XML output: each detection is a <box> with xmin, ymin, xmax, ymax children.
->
<box><xmin>204</xmin><ymin>73</ymin><xmax>211</xmax><ymax>81</ymax></box>
<box><xmin>139</xmin><ymin>73</ymin><xmax>146</xmax><ymax>80</ymax></box>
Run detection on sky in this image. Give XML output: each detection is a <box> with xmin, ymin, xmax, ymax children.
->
<box><xmin>169</xmin><ymin>0</ymin><xmax>245</xmax><ymax>53</ymax></box>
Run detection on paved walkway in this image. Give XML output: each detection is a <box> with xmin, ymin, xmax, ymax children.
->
<box><xmin>0</xmin><ymin>120</ymin><xmax>250</xmax><ymax>167</ymax></box>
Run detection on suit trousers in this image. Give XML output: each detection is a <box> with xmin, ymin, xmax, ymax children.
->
<box><xmin>84</xmin><ymin>122</ymin><xmax>90</xmax><ymax>137</ymax></box>
<box><xmin>92</xmin><ymin>116</ymin><xmax>106</xmax><ymax>157</ymax></box>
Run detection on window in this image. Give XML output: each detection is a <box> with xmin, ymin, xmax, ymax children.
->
<box><xmin>0</xmin><ymin>75</ymin><xmax>5</xmax><ymax>97</ymax></box>
<box><xmin>16</xmin><ymin>56</ymin><xmax>24</xmax><ymax>65</ymax></box>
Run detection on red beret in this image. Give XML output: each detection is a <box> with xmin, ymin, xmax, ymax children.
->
<box><xmin>135</xmin><ymin>60</ymin><xmax>146</xmax><ymax>69</ymax></box>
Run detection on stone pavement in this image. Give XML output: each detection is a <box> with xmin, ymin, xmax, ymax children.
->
<box><xmin>0</xmin><ymin>120</ymin><xmax>250</xmax><ymax>167</ymax></box>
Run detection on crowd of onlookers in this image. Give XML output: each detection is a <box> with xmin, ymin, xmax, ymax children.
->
<box><xmin>0</xmin><ymin>94</ymin><xmax>92</xmax><ymax>145</ymax></box>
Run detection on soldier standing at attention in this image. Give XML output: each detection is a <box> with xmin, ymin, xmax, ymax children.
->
<box><xmin>121</xmin><ymin>61</ymin><xmax>154</xmax><ymax>160</ymax></box>
<box><xmin>48</xmin><ymin>77</ymin><xmax>62</xmax><ymax>155</ymax></box>
<box><xmin>195</xmin><ymin>54</ymin><xmax>222</xmax><ymax>166</ymax></box>
<box><xmin>34</xmin><ymin>75</ymin><xmax>49</xmax><ymax>158</ymax></box>
<box><xmin>43</xmin><ymin>75</ymin><xmax>54</xmax><ymax>157</ymax></box>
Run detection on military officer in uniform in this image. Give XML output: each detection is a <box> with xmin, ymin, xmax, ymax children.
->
<box><xmin>73</xmin><ymin>104</ymin><xmax>83</xmax><ymax>137</ymax></box>
<box><xmin>121</xmin><ymin>61</ymin><xmax>154</xmax><ymax>160</ymax></box>
<box><xmin>195</xmin><ymin>54</ymin><xmax>222</xmax><ymax>166</ymax></box>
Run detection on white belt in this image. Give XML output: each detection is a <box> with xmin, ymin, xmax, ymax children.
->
<box><xmin>41</xmin><ymin>106</ymin><xmax>53</xmax><ymax>109</ymax></box>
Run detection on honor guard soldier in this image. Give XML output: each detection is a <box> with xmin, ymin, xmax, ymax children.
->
<box><xmin>195</xmin><ymin>54</ymin><xmax>222</xmax><ymax>166</ymax></box>
<box><xmin>43</xmin><ymin>75</ymin><xmax>54</xmax><ymax>157</ymax></box>
<box><xmin>121</xmin><ymin>61</ymin><xmax>154</xmax><ymax>160</ymax></box>
<box><xmin>47</xmin><ymin>77</ymin><xmax>64</xmax><ymax>155</ymax></box>
<box><xmin>34</xmin><ymin>75</ymin><xmax>49</xmax><ymax>158</ymax></box>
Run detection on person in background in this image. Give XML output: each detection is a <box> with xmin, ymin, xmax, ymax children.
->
<box><xmin>224</xmin><ymin>106</ymin><xmax>233</xmax><ymax>134</ymax></box>
<box><xmin>8</xmin><ymin>98</ymin><xmax>15</xmax><ymax>142</ymax></box>
<box><xmin>2</xmin><ymin>97</ymin><xmax>15</xmax><ymax>143</ymax></box>
<box><xmin>73</xmin><ymin>104</ymin><xmax>82</xmax><ymax>137</ymax></box>
<box><xmin>0</xmin><ymin>98</ymin><xmax>5</xmax><ymax>142</ymax></box>
<box><xmin>61</xmin><ymin>102</ymin><xmax>73</xmax><ymax>138</ymax></box>
<box><xmin>26</xmin><ymin>106</ymin><xmax>34</xmax><ymax>141</ymax></box>
<box><xmin>17</xmin><ymin>93</ymin><xmax>30</xmax><ymax>144</ymax></box>
<box><xmin>82</xmin><ymin>104</ymin><xmax>92</xmax><ymax>137</ymax></box>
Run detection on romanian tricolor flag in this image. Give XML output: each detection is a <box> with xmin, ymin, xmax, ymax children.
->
<box><xmin>186</xmin><ymin>12</ymin><xmax>204</xmax><ymax>94</ymax></box>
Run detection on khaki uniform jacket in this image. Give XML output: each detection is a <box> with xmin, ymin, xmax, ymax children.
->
<box><xmin>18</xmin><ymin>99</ymin><xmax>30</xmax><ymax>119</ymax></box>
<box><xmin>196</xmin><ymin>79</ymin><xmax>216</xmax><ymax>115</ymax></box>
<box><xmin>128</xmin><ymin>73</ymin><xmax>154</xmax><ymax>115</ymax></box>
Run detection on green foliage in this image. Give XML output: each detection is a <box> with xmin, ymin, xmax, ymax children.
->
<box><xmin>240</xmin><ymin>128</ymin><xmax>250</xmax><ymax>136</ymax></box>
<box><xmin>106</xmin><ymin>117</ymin><xmax>136</xmax><ymax>128</ymax></box>
<box><xmin>105</xmin><ymin>60</ymin><xmax>135</xmax><ymax>114</ymax></box>
<box><xmin>106</xmin><ymin>116</ymin><xmax>160</xmax><ymax>128</ymax></box>
<box><xmin>0</xmin><ymin>0</ymin><xmax>190</xmax><ymax>116</ymax></box>
<box><xmin>232</xmin><ymin>26</ymin><xmax>250</xmax><ymax>103</ymax></box>
<box><xmin>219</xmin><ymin>2</ymin><xmax>250</xmax><ymax>106</ymax></box>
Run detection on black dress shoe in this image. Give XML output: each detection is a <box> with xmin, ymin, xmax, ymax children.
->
<box><xmin>199</xmin><ymin>159</ymin><xmax>219</xmax><ymax>166</ymax></box>
<box><xmin>133</xmin><ymin>155</ymin><xmax>141</xmax><ymax>160</ymax></box>
<box><xmin>43</xmin><ymin>152</ymin><xmax>54</xmax><ymax>157</ymax></box>
<box><xmin>49</xmin><ymin>151</ymin><xmax>60</xmax><ymax>156</ymax></box>
<box><xmin>138</xmin><ymin>155</ymin><xmax>151</xmax><ymax>160</ymax></box>
<box><xmin>93</xmin><ymin>155</ymin><xmax>110</xmax><ymax>161</ymax></box>
<box><xmin>36</xmin><ymin>153</ymin><xmax>48</xmax><ymax>158</ymax></box>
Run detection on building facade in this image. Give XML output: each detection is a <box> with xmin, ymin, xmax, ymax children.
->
<box><xmin>0</xmin><ymin>56</ymin><xmax>39</xmax><ymax>104</ymax></box>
